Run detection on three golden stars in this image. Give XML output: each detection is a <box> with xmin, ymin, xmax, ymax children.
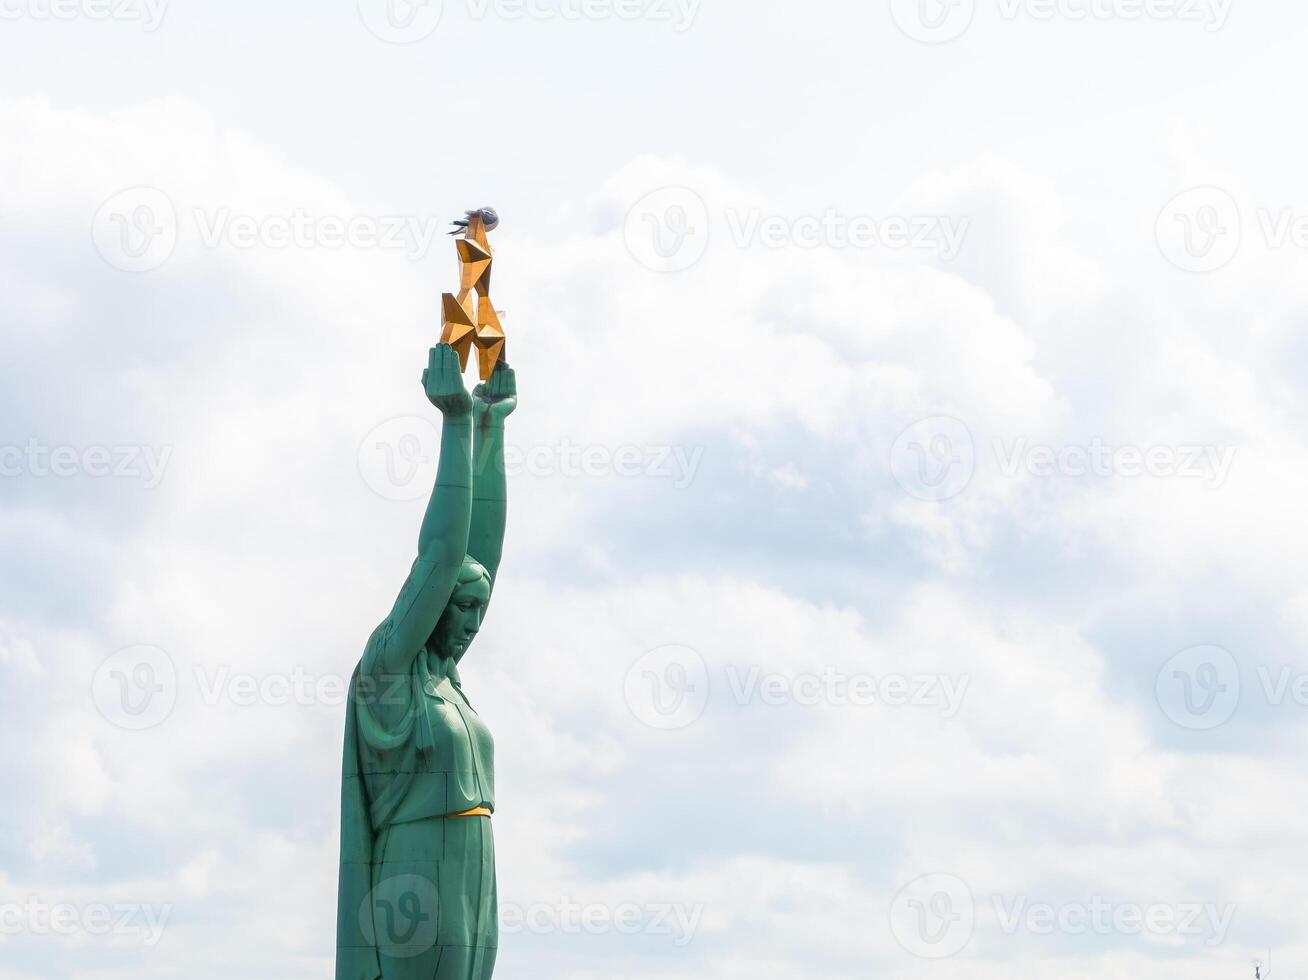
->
<box><xmin>439</xmin><ymin>211</ymin><xmax>506</xmax><ymax>380</ymax></box>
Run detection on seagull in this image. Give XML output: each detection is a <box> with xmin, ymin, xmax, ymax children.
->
<box><xmin>449</xmin><ymin>207</ymin><xmax>499</xmax><ymax>235</ymax></box>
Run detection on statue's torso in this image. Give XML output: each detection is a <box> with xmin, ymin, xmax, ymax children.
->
<box><xmin>354</xmin><ymin>638</ymin><xmax>496</xmax><ymax>829</ymax></box>
<box><xmin>389</xmin><ymin>663</ymin><xmax>495</xmax><ymax>824</ymax></box>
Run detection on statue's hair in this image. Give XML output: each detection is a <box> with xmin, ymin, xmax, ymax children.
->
<box><xmin>456</xmin><ymin>555</ymin><xmax>491</xmax><ymax>588</ymax></box>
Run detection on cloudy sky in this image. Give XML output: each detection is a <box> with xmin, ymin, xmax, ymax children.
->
<box><xmin>3</xmin><ymin>1</ymin><xmax>1308</xmax><ymax>977</ymax></box>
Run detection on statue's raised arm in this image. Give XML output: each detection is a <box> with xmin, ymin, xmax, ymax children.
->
<box><xmin>362</xmin><ymin>344</ymin><xmax>474</xmax><ymax>679</ymax></box>
<box><xmin>467</xmin><ymin>363</ymin><xmax>517</xmax><ymax>590</ymax></box>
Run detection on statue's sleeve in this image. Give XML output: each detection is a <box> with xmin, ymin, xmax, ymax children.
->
<box><xmin>337</xmin><ymin>660</ymin><xmax>383</xmax><ymax>980</ymax></box>
<box><xmin>338</xmin><ymin>616</ymin><xmax>431</xmax><ymax>979</ymax></box>
<box><xmin>363</xmin><ymin>557</ymin><xmax>461</xmax><ymax>676</ymax></box>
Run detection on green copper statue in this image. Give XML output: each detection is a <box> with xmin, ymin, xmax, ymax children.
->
<box><xmin>338</xmin><ymin>343</ymin><xmax>516</xmax><ymax>980</ymax></box>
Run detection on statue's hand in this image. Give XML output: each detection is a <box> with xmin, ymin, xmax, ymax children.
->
<box><xmin>472</xmin><ymin>363</ymin><xmax>517</xmax><ymax>425</ymax></box>
<box><xmin>422</xmin><ymin>345</ymin><xmax>472</xmax><ymax>417</ymax></box>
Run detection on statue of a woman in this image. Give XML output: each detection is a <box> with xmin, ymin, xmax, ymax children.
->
<box><xmin>337</xmin><ymin>344</ymin><xmax>516</xmax><ymax>980</ymax></box>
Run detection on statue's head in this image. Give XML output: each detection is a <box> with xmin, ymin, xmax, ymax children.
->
<box><xmin>428</xmin><ymin>555</ymin><xmax>492</xmax><ymax>659</ymax></box>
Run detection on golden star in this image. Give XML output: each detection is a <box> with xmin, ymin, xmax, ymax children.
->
<box><xmin>440</xmin><ymin>211</ymin><xmax>506</xmax><ymax>379</ymax></box>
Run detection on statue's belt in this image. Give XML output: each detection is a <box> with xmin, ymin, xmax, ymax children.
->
<box><xmin>448</xmin><ymin>806</ymin><xmax>492</xmax><ymax>818</ymax></box>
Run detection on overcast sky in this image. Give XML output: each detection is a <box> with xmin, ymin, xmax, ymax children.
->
<box><xmin>3</xmin><ymin>1</ymin><xmax>1308</xmax><ymax>978</ymax></box>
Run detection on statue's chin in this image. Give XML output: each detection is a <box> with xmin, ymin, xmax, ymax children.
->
<box><xmin>426</xmin><ymin>638</ymin><xmax>457</xmax><ymax>662</ymax></box>
<box><xmin>426</xmin><ymin>642</ymin><xmax>458</xmax><ymax>662</ymax></box>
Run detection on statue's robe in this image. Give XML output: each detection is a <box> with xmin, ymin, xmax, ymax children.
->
<box><xmin>337</xmin><ymin>559</ymin><xmax>497</xmax><ymax>980</ymax></box>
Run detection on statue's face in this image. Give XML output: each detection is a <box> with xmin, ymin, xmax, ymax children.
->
<box><xmin>431</xmin><ymin>574</ymin><xmax>491</xmax><ymax>658</ymax></box>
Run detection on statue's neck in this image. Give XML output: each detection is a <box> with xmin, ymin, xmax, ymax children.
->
<box><xmin>425</xmin><ymin>648</ymin><xmax>461</xmax><ymax>685</ymax></box>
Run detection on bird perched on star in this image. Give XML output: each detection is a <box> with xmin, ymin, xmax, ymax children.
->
<box><xmin>448</xmin><ymin>207</ymin><xmax>499</xmax><ymax>235</ymax></box>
